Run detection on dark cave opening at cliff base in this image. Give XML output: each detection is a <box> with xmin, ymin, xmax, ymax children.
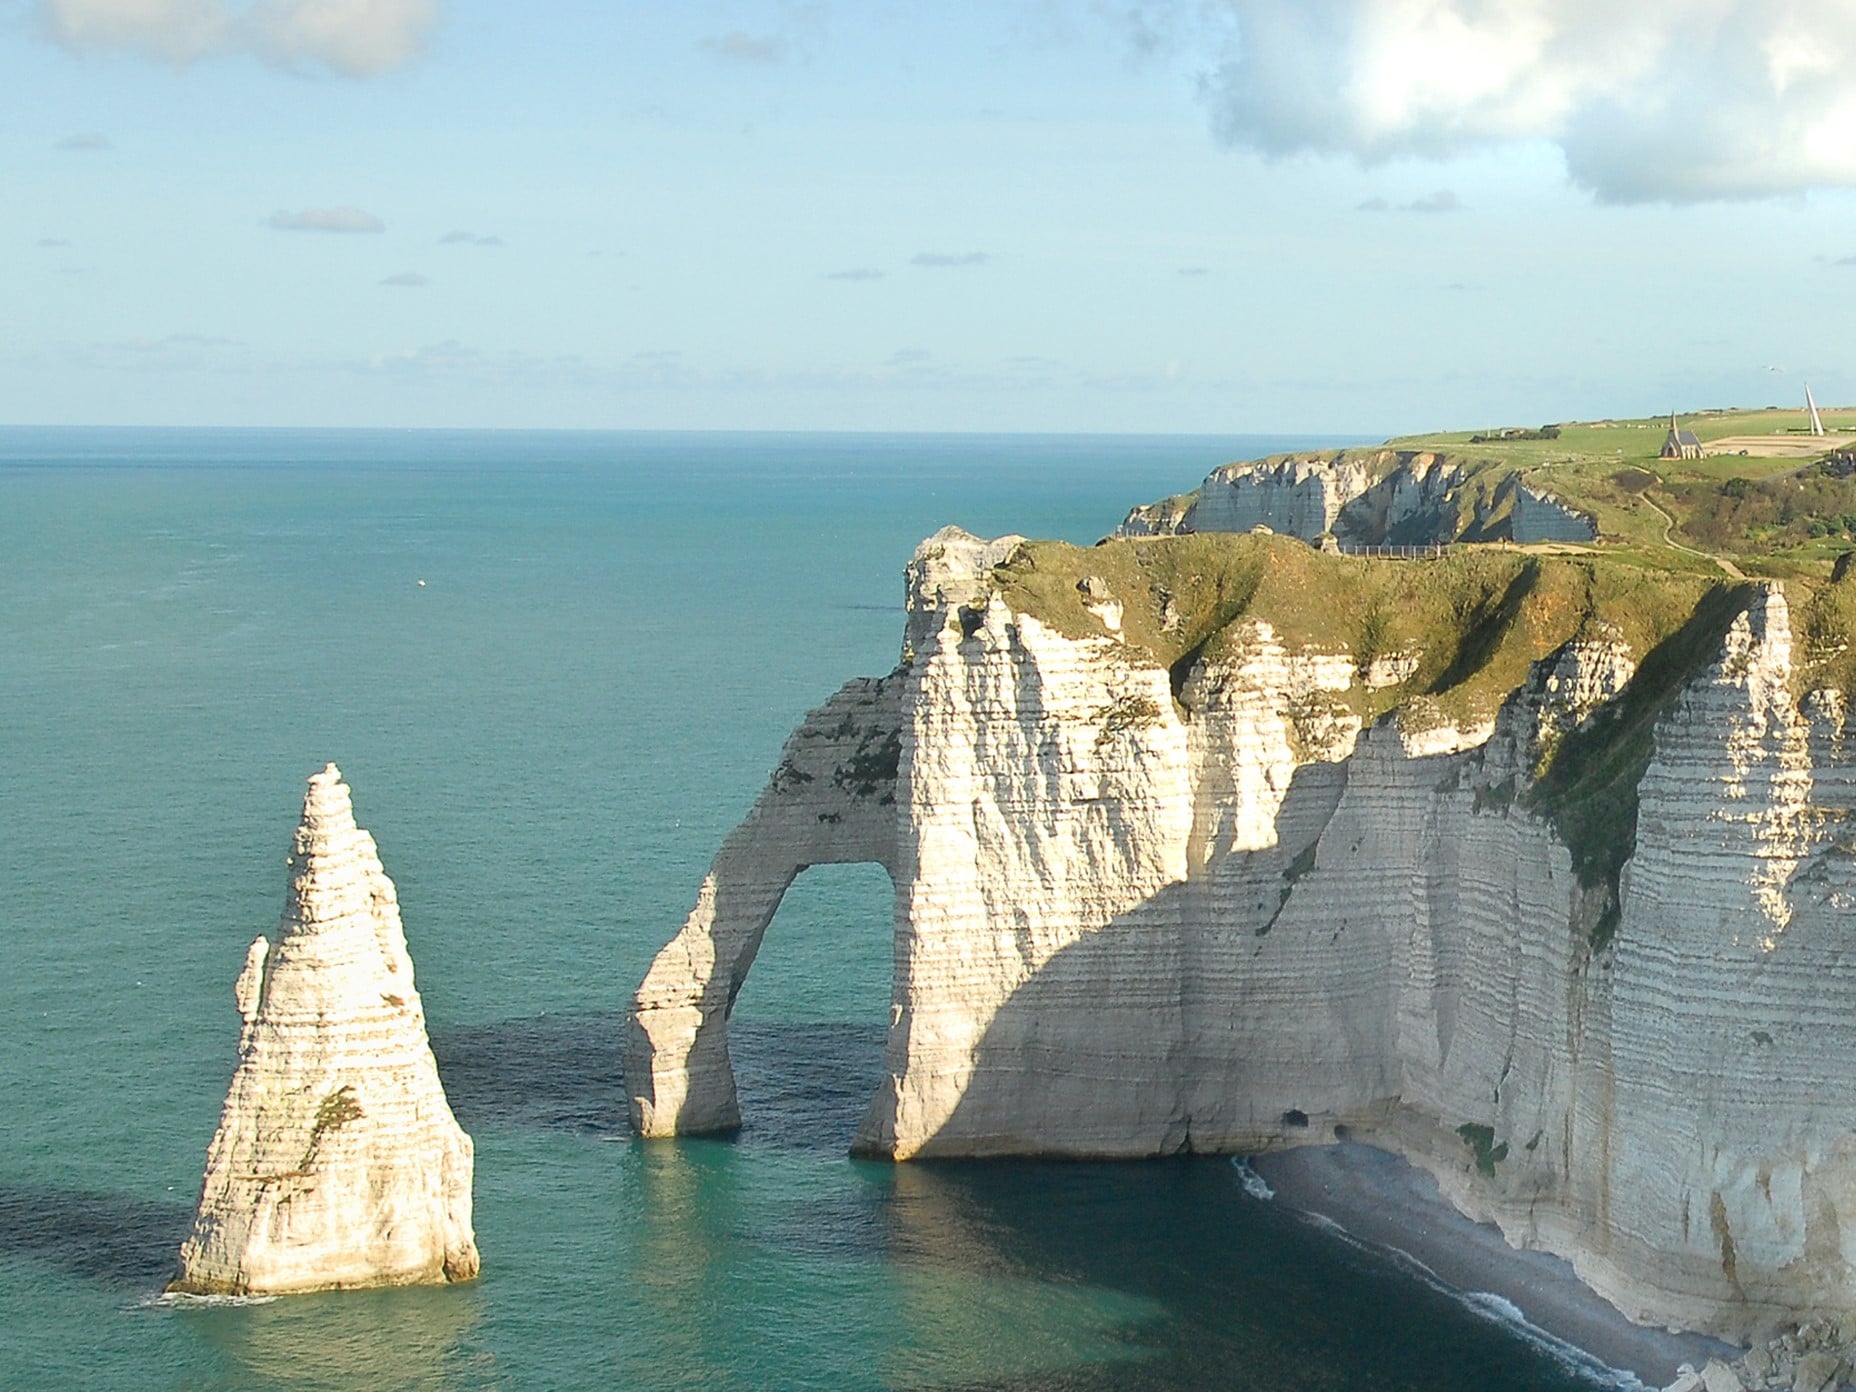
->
<box><xmin>725</xmin><ymin>860</ymin><xmax>895</xmax><ymax>1153</ymax></box>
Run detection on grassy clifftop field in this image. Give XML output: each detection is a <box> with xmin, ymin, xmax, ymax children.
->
<box><xmin>1125</xmin><ymin>407</ymin><xmax>1856</xmax><ymax>578</ymax></box>
<box><xmin>1386</xmin><ymin>406</ymin><xmax>1856</xmax><ymax>574</ymax></box>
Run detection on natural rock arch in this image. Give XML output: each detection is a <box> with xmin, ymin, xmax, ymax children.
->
<box><xmin>627</xmin><ymin>675</ymin><xmax>902</xmax><ymax>1136</ymax></box>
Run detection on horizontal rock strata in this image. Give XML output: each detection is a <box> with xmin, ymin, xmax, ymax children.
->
<box><xmin>171</xmin><ymin>765</ymin><xmax>478</xmax><ymax>1296</ymax></box>
<box><xmin>632</xmin><ymin>526</ymin><xmax>1856</xmax><ymax>1341</ymax></box>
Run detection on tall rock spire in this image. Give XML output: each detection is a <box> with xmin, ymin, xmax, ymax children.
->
<box><xmin>171</xmin><ymin>764</ymin><xmax>479</xmax><ymax>1295</ymax></box>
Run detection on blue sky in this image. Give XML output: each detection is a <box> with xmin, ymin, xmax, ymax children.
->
<box><xmin>8</xmin><ymin>0</ymin><xmax>1856</xmax><ymax>434</ymax></box>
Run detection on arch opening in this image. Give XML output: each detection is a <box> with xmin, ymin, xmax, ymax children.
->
<box><xmin>626</xmin><ymin>672</ymin><xmax>904</xmax><ymax>1139</ymax></box>
<box><xmin>728</xmin><ymin>861</ymin><xmax>898</xmax><ymax>1150</ymax></box>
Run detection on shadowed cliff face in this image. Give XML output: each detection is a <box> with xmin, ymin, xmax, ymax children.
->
<box><xmin>629</xmin><ymin>527</ymin><xmax>1856</xmax><ymax>1339</ymax></box>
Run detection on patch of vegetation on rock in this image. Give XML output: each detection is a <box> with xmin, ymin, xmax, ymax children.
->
<box><xmin>834</xmin><ymin>731</ymin><xmax>902</xmax><ymax>798</ymax></box>
<box><xmin>1456</xmin><ymin>1122</ymin><xmax>1509</xmax><ymax>1177</ymax></box>
<box><xmin>1523</xmin><ymin>584</ymin><xmax>1753</xmax><ymax>913</ymax></box>
<box><xmin>1093</xmin><ymin>693</ymin><xmax>1164</xmax><ymax>750</ymax></box>
<box><xmin>990</xmin><ymin>534</ymin><xmax>1714</xmax><ymax>735</ymax></box>
<box><xmin>300</xmin><ymin>1085</ymin><xmax>365</xmax><ymax>1170</ymax></box>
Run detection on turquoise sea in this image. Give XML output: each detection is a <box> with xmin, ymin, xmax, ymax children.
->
<box><xmin>1</xmin><ymin>427</ymin><xmax>1625</xmax><ymax>1390</ymax></box>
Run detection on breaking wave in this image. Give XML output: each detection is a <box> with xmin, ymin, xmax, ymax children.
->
<box><xmin>1287</xmin><ymin>1212</ymin><xmax>1645</xmax><ymax>1390</ymax></box>
<box><xmin>1230</xmin><ymin>1158</ymin><xmax>1275</xmax><ymax>1201</ymax></box>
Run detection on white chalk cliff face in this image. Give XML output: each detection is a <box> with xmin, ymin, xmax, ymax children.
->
<box><xmin>1118</xmin><ymin>450</ymin><xmax>1597</xmax><ymax>545</ymax></box>
<box><xmin>172</xmin><ymin>765</ymin><xmax>479</xmax><ymax>1296</ymax></box>
<box><xmin>629</xmin><ymin>528</ymin><xmax>1856</xmax><ymax>1340</ymax></box>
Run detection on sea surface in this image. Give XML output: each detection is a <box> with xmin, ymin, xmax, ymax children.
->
<box><xmin>0</xmin><ymin>427</ymin><xmax>1627</xmax><ymax>1390</ymax></box>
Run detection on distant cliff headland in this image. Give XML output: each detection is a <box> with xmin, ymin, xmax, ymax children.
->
<box><xmin>1119</xmin><ymin>406</ymin><xmax>1856</xmax><ymax>571</ymax></box>
<box><xmin>630</xmin><ymin>406</ymin><xmax>1856</xmax><ymax>1350</ymax></box>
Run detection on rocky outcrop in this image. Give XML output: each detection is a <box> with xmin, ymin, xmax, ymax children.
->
<box><xmin>1117</xmin><ymin>449</ymin><xmax>1597</xmax><ymax>546</ymax></box>
<box><xmin>631</xmin><ymin>526</ymin><xmax>1856</xmax><ymax>1341</ymax></box>
<box><xmin>1514</xmin><ymin>483</ymin><xmax>1600</xmax><ymax>542</ymax></box>
<box><xmin>171</xmin><ymin>765</ymin><xmax>478</xmax><ymax>1296</ymax></box>
<box><xmin>1682</xmin><ymin>1312</ymin><xmax>1856</xmax><ymax>1392</ymax></box>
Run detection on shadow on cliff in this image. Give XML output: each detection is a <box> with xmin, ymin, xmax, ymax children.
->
<box><xmin>880</xmin><ymin>876</ymin><xmax>1211</xmax><ymax>1158</ymax></box>
<box><xmin>0</xmin><ymin>1183</ymin><xmax>190</xmax><ymax>1288</ymax></box>
<box><xmin>895</xmin><ymin>757</ymin><xmax>1367</xmax><ymax>1159</ymax></box>
<box><xmin>432</xmin><ymin>1014</ymin><xmax>883</xmax><ymax>1151</ymax></box>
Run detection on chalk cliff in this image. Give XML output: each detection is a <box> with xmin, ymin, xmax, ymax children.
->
<box><xmin>1117</xmin><ymin>449</ymin><xmax>1597</xmax><ymax>545</ymax></box>
<box><xmin>630</xmin><ymin>526</ymin><xmax>1856</xmax><ymax>1341</ymax></box>
<box><xmin>172</xmin><ymin>765</ymin><xmax>478</xmax><ymax>1296</ymax></box>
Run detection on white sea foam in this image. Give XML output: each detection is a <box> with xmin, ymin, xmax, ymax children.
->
<box><xmin>142</xmin><ymin>1290</ymin><xmax>279</xmax><ymax>1310</ymax></box>
<box><xmin>1459</xmin><ymin>1291</ymin><xmax>1647</xmax><ymax>1391</ymax></box>
<box><xmin>1383</xmin><ymin>1244</ymin><xmax>1445</xmax><ymax>1284</ymax></box>
<box><xmin>1230</xmin><ymin>1158</ymin><xmax>1274</xmax><ymax>1200</ymax></box>
<box><xmin>1297</xmin><ymin>1210</ymin><xmax>1373</xmax><ymax>1256</ymax></box>
<box><xmin>1289</xmin><ymin>1213</ymin><xmax>1644</xmax><ymax>1389</ymax></box>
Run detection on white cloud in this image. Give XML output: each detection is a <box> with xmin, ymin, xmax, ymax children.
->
<box><xmin>1405</xmin><ymin>188</ymin><xmax>1461</xmax><ymax>213</ymax></box>
<box><xmin>825</xmin><ymin>267</ymin><xmax>884</xmax><ymax>281</ymax></box>
<box><xmin>36</xmin><ymin>0</ymin><xmax>438</xmax><ymax>76</ymax></box>
<box><xmin>438</xmin><ymin>229</ymin><xmax>501</xmax><ymax>246</ymax></box>
<box><xmin>78</xmin><ymin>332</ymin><xmax>251</xmax><ymax>369</ymax></box>
<box><xmin>1357</xmin><ymin>189</ymin><xmax>1463</xmax><ymax>213</ymax></box>
<box><xmin>367</xmin><ymin>339</ymin><xmax>481</xmax><ymax>371</ymax></box>
<box><xmin>701</xmin><ymin>30</ymin><xmax>784</xmax><ymax>63</ymax></box>
<box><xmin>266</xmin><ymin>205</ymin><xmax>385</xmax><ymax>232</ymax></box>
<box><xmin>697</xmin><ymin>3</ymin><xmax>825</xmax><ymax>65</ymax></box>
<box><xmin>378</xmin><ymin>270</ymin><xmax>428</xmax><ymax>286</ymax></box>
<box><xmin>911</xmin><ymin>251</ymin><xmax>991</xmax><ymax>267</ymax></box>
<box><xmin>1200</xmin><ymin>0</ymin><xmax>1856</xmax><ymax>202</ymax></box>
<box><xmin>55</xmin><ymin>131</ymin><xmax>112</xmax><ymax>150</ymax></box>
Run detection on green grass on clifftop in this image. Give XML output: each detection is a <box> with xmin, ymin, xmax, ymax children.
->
<box><xmin>1388</xmin><ymin>408</ymin><xmax>1856</xmax><ymax>569</ymax></box>
<box><xmin>1520</xmin><ymin>584</ymin><xmax>1754</xmax><ymax>912</ymax></box>
<box><xmin>990</xmin><ymin>533</ymin><xmax>1716</xmax><ymax>733</ymax></box>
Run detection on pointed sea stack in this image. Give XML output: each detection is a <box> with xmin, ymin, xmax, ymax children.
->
<box><xmin>170</xmin><ymin>764</ymin><xmax>479</xmax><ymax>1295</ymax></box>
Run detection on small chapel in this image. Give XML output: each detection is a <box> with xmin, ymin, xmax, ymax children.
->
<box><xmin>1660</xmin><ymin>413</ymin><xmax>1703</xmax><ymax>460</ymax></box>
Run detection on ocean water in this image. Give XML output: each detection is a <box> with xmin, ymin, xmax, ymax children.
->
<box><xmin>0</xmin><ymin>427</ymin><xmax>1616</xmax><ymax>1391</ymax></box>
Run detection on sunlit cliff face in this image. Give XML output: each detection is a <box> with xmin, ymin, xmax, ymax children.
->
<box><xmin>631</xmin><ymin>527</ymin><xmax>1856</xmax><ymax>1339</ymax></box>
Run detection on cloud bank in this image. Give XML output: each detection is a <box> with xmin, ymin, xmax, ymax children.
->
<box><xmin>912</xmin><ymin>251</ymin><xmax>991</xmax><ymax>268</ymax></box>
<box><xmin>1357</xmin><ymin>189</ymin><xmax>1462</xmax><ymax>213</ymax></box>
<box><xmin>1200</xmin><ymin>0</ymin><xmax>1856</xmax><ymax>202</ymax></box>
<box><xmin>37</xmin><ymin>0</ymin><xmax>438</xmax><ymax>76</ymax></box>
<box><xmin>701</xmin><ymin>30</ymin><xmax>784</xmax><ymax>63</ymax></box>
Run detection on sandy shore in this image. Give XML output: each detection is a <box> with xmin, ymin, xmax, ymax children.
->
<box><xmin>1250</xmin><ymin>1142</ymin><xmax>1737</xmax><ymax>1388</ymax></box>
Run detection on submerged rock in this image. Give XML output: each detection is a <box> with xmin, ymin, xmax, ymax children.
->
<box><xmin>170</xmin><ymin>764</ymin><xmax>478</xmax><ymax>1296</ymax></box>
